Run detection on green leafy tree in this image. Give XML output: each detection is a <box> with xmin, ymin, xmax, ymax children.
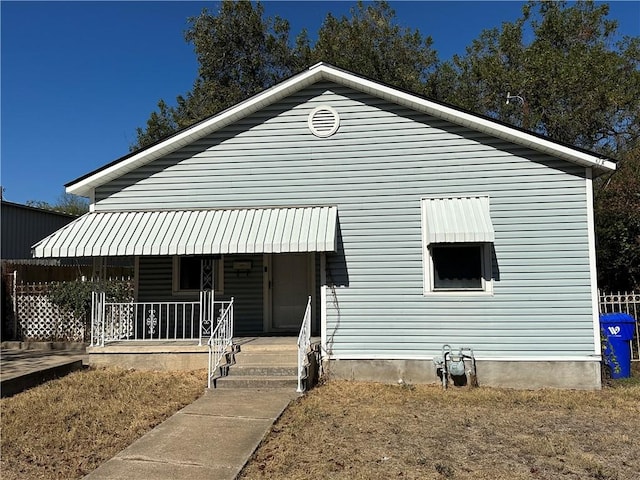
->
<box><xmin>49</xmin><ymin>279</ymin><xmax>133</xmax><ymax>322</ymax></box>
<box><xmin>27</xmin><ymin>192</ymin><xmax>89</xmax><ymax>216</ymax></box>
<box><xmin>305</xmin><ymin>1</ymin><xmax>437</xmax><ymax>94</ymax></box>
<box><xmin>434</xmin><ymin>0</ymin><xmax>640</xmax><ymax>153</ymax></box>
<box><xmin>595</xmin><ymin>147</ymin><xmax>640</xmax><ymax>290</ymax></box>
<box><xmin>133</xmin><ymin>1</ymin><xmax>299</xmax><ymax>149</ymax></box>
<box><xmin>133</xmin><ymin>1</ymin><xmax>438</xmax><ymax>150</ymax></box>
<box><xmin>431</xmin><ymin>1</ymin><xmax>640</xmax><ymax>291</ymax></box>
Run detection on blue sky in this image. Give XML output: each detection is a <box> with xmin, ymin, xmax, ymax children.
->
<box><xmin>2</xmin><ymin>1</ymin><xmax>639</xmax><ymax>206</ymax></box>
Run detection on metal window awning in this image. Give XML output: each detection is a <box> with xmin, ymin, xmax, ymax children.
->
<box><xmin>32</xmin><ymin>206</ymin><xmax>338</xmax><ymax>257</ymax></box>
<box><xmin>423</xmin><ymin>196</ymin><xmax>495</xmax><ymax>244</ymax></box>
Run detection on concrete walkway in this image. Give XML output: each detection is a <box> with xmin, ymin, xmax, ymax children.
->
<box><xmin>83</xmin><ymin>388</ymin><xmax>300</xmax><ymax>480</ymax></box>
<box><xmin>0</xmin><ymin>346</ymin><xmax>87</xmax><ymax>397</ymax></box>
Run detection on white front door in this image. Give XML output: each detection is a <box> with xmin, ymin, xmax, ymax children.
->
<box><xmin>269</xmin><ymin>254</ymin><xmax>312</xmax><ymax>331</ymax></box>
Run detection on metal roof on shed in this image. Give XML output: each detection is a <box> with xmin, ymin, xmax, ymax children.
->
<box><xmin>32</xmin><ymin>206</ymin><xmax>338</xmax><ymax>257</ymax></box>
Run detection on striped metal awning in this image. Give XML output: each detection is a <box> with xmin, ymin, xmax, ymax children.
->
<box><xmin>423</xmin><ymin>196</ymin><xmax>495</xmax><ymax>244</ymax></box>
<box><xmin>32</xmin><ymin>206</ymin><xmax>338</xmax><ymax>257</ymax></box>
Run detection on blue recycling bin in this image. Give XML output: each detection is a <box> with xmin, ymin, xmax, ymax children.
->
<box><xmin>600</xmin><ymin>313</ymin><xmax>636</xmax><ymax>379</ymax></box>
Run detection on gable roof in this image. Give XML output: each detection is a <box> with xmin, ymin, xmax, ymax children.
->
<box><xmin>67</xmin><ymin>63</ymin><xmax>616</xmax><ymax>197</ymax></box>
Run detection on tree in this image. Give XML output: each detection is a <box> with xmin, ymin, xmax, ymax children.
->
<box><xmin>305</xmin><ymin>1</ymin><xmax>437</xmax><ymax>94</ymax></box>
<box><xmin>27</xmin><ymin>191</ymin><xmax>89</xmax><ymax>216</ymax></box>
<box><xmin>595</xmin><ymin>146</ymin><xmax>640</xmax><ymax>290</ymax></box>
<box><xmin>434</xmin><ymin>0</ymin><xmax>640</xmax><ymax>154</ymax></box>
<box><xmin>49</xmin><ymin>278</ymin><xmax>133</xmax><ymax>327</ymax></box>
<box><xmin>133</xmin><ymin>1</ymin><xmax>299</xmax><ymax>149</ymax></box>
<box><xmin>431</xmin><ymin>1</ymin><xmax>640</xmax><ymax>291</ymax></box>
<box><xmin>132</xmin><ymin>1</ymin><xmax>439</xmax><ymax>150</ymax></box>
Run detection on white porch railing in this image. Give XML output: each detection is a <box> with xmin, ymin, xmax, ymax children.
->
<box><xmin>297</xmin><ymin>296</ymin><xmax>312</xmax><ymax>393</ymax></box>
<box><xmin>90</xmin><ymin>291</ymin><xmax>232</xmax><ymax>346</ymax></box>
<box><xmin>207</xmin><ymin>297</ymin><xmax>234</xmax><ymax>389</ymax></box>
<box><xmin>599</xmin><ymin>290</ymin><xmax>640</xmax><ymax>361</ymax></box>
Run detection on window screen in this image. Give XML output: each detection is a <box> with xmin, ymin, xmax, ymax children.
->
<box><xmin>432</xmin><ymin>244</ymin><xmax>482</xmax><ymax>290</ymax></box>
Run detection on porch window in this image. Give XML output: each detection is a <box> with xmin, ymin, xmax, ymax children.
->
<box><xmin>422</xmin><ymin>196</ymin><xmax>495</xmax><ymax>295</ymax></box>
<box><xmin>173</xmin><ymin>256</ymin><xmax>224</xmax><ymax>295</ymax></box>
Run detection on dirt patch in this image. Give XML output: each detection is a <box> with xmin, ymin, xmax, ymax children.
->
<box><xmin>240</xmin><ymin>381</ymin><xmax>640</xmax><ymax>480</ymax></box>
<box><xmin>0</xmin><ymin>367</ymin><xmax>206</xmax><ymax>480</ymax></box>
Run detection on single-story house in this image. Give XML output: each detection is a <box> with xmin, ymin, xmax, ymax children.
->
<box><xmin>33</xmin><ymin>63</ymin><xmax>616</xmax><ymax>389</ymax></box>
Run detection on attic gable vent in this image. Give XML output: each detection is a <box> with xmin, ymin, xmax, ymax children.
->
<box><xmin>308</xmin><ymin>106</ymin><xmax>340</xmax><ymax>138</ymax></box>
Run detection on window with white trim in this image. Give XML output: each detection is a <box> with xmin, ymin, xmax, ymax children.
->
<box><xmin>422</xmin><ymin>196</ymin><xmax>495</xmax><ymax>295</ymax></box>
<box><xmin>172</xmin><ymin>256</ymin><xmax>224</xmax><ymax>295</ymax></box>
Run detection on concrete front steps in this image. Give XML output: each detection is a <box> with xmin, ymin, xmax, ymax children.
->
<box><xmin>212</xmin><ymin>338</ymin><xmax>301</xmax><ymax>390</ymax></box>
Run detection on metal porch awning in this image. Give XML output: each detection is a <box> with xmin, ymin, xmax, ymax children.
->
<box><xmin>423</xmin><ymin>196</ymin><xmax>495</xmax><ymax>244</ymax></box>
<box><xmin>32</xmin><ymin>206</ymin><xmax>338</xmax><ymax>257</ymax></box>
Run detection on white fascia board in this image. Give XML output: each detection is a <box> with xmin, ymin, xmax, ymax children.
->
<box><xmin>67</xmin><ymin>68</ymin><xmax>324</xmax><ymax>197</ymax></box>
<box><xmin>320</xmin><ymin>66</ymin><xmax>616</xmax><ymax>173</ymax></box>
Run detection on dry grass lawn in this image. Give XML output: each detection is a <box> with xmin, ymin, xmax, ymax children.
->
<box><xmin>1</xmin><ymin>367</ymin><xmax>206</xmax><ymax>480</ymax></box>
<box><xmin>2</xmin><ymin>366</ymin><xmax>638</xmax><ymax>480</ymax></box>
<box><xmin>240</xmin><ymin>380</ymin><xmax>640</xmax><ymax>480</ymax></box>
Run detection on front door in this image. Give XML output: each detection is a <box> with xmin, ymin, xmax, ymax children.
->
<box><xmin>269</xmin><ymin>254</ymin><xmax>312</xmax><ymax>331</ymax></box>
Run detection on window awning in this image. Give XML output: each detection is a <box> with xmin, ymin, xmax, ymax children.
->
<box><xmin>423</xmin><ymin>196</ymin><xmax>495</xmax><ymax>244</ymax></box>
<box><xmin>32</xmin><ymin>206</ymin><xmax>338</xmax><ymax>258</ymax></box>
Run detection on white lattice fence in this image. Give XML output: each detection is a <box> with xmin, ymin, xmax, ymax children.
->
<box><xmin>16</xmin><ymin>283</ymin><xmax>86</xmax><ymax>341</ymax></box>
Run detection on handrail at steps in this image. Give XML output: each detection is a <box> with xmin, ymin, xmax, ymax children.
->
<box><xmin>297</xmin><ymin>296</ymin><xmax>312</xmax><ymax>393</ymax></box>
<box><xmin>207</xmin><ymin>297</ymin><xmax>234</xmax><ymax>389</ymax></box>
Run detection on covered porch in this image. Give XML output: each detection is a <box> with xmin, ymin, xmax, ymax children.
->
<box><xmin>32</xmin><ymin>206</ymin><xmax>337</xmax><ymax>389</ymax></box>
<box><xmin>32</xmin><ymin>206</ymin><xmax>337</xmax><ymax>340</ymax></box>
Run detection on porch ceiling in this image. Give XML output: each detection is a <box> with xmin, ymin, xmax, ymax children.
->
<box><xmin>32</xmin><ymin>206</ymin><xmax>338</xmax><ymax>257</ymax></box>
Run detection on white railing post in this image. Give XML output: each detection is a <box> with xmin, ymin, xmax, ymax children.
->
<box><xmin>297</xmin><ymin>296</ymin><xmax>312</xmax><ymax>393</ymax></box>
<box><xmin>199</xmin><ymin>291</ymin><xmax>204</xmax><ymax>346</ymax></box>
<box><xmin>230</xmin><ymin>299</ymin><xmax>234</xmax><ymax>339</ymax></box>
<box><xmin>90</xmin><ymin>292</ymin><xmax>95</xmax><ymax>347</ymax></box>
<box><xmin>199</xmin><ymin>290</ymin><xmax>215</xmax><ymax>346</ymax></box>
<box><xmin>100</xmin><ymin>292</ymin><xmax>106</xmax><ymax>347</ymax></box>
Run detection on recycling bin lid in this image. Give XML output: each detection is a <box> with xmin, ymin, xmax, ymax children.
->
<box><xmin>599</xmin><ymin>313</ymin><xmax>636</xmax><ymax>324</ymax></box>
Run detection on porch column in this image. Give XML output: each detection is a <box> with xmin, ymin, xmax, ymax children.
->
<box><xmin>320</xmin><ymin>252</ymin><xmax>328</xmax><ymax>359</ymax></box>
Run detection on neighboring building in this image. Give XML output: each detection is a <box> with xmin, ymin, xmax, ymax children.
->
<box><xmin>33</xmin><ymin>63</ymin><xmax>616</xmax><ymax>389</ymax></box>
<box><xmin>1</xmin><ymin>200</ymin><xmax>77</xmax><ymax>260</ymax></box>
<box><xmin>1</xmin><ymin>200</ymin><xmax>78</xmax><ymax>340</ymax></box>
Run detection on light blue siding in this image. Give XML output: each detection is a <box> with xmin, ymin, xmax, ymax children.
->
<box><xmin>96</xmin><ymin>82</ymin><xmax>595</xmax><ymax>359</ymax></box>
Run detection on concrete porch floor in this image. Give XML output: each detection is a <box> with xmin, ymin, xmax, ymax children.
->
<box><xmin>86</xmin><ymin>337</ymin><xmax>319</xmax><ymax>371</ymax></box>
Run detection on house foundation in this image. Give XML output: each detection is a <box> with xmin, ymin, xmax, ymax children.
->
<box><xmin>87</xmin><ymin>343</ymin><xmax>208</xmax><ymax>371</ymax></box>
<box><xmin>326</xmin><ymin>358</ymin><xmax>602</xmax><ymax>390</ymax></box>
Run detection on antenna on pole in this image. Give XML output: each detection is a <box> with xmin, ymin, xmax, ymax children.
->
<box><xmin>505</xmin><ymin>92</ymin><xmax>530</xmax><ymax>129</ymax></box>
<box><xmin>506</xmin><ymin>92</ymin><xmax>525</xmax><ymax>105</ymax></box>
